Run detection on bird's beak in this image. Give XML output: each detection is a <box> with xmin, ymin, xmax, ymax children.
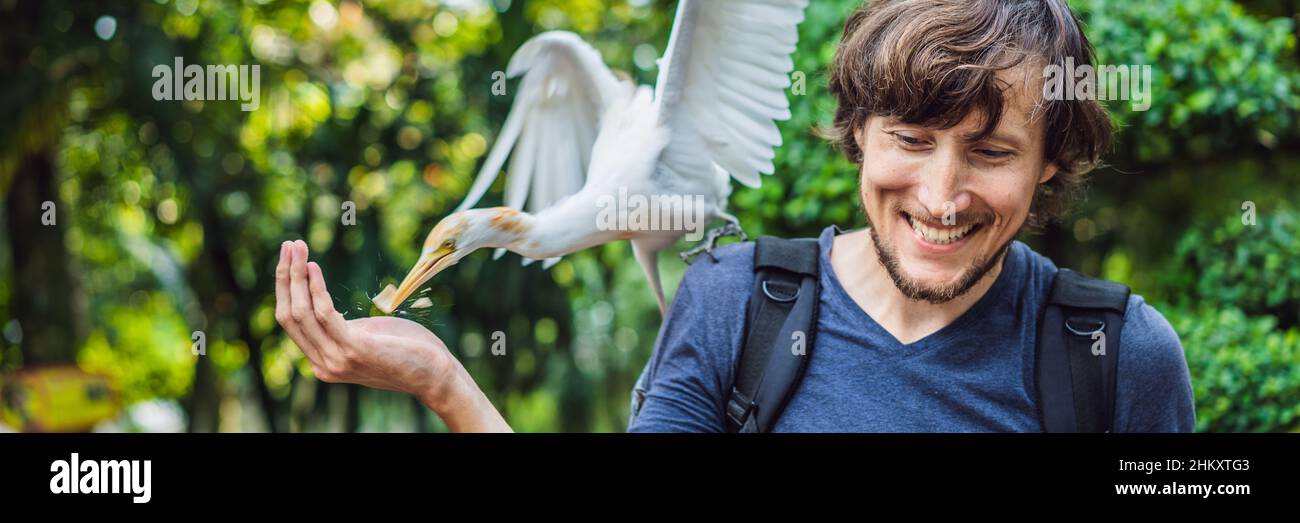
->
<box><xmin>374</xmin><ymin>244</ymin><xmax>458</xmax><ymax>314</ymax></box>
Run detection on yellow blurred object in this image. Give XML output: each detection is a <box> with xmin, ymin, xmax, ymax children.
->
<box><xmin>0</xmin><ymin>366</ymin><xmax>120</xmax><ymax>432</ymax></box>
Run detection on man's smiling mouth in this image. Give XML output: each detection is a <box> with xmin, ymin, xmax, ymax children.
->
<box><xmin>902</xmin><ymin>212</ymin><xmax>985</xmax><ymax>245</ymax></box>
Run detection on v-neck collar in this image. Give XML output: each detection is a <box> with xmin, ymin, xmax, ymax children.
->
<box><xmin>817</xmin><ymin>225</ymin><xmax>1021</xmax><ymax>355</ymax></box>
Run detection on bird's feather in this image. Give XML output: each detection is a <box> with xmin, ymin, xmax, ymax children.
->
<box><xmin>654</xmin><ymin>0</ymin><xmax>808</xmax><ymax>189</ymax></box>
<box><xmin>456</xmin><ymin>32</ymin><xmax>624</xmax><ymax>215</ymax></box>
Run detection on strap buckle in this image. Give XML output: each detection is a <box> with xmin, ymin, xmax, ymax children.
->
<box><xmin>725</xmin><ymin>387</ymin><xmax>756</xmax><ymax>430</ymax></box>
<box><xmin>1064</xmin><ymin>316</ymin><xmax>1106</xmax><ymax>337</ymax></box>
<box><xmin>761</xmin><ymin>280</ymin><xmax>799</xmax><ymax>302</ymax></box>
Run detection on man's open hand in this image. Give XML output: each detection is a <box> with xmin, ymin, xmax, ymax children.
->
<box><xmin>273</xmin><ymin>240</ymin><xmax>509</xmax><ymax>432</ymax></box>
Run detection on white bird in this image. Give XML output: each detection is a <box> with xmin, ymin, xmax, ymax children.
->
<box><xmin>374</xmin><ymin>0</ymin><xmax>810</xmax><ymax>315</ymax></box>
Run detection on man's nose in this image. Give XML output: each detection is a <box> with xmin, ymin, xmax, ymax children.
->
<box><xmin>918</xmin><ymin>147</ymin><xmax>971</xmax><ymax>219</ymax></box>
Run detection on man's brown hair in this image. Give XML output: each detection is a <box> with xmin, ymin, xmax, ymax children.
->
<box><xmin>826</xmin><ymin>0</ymin><xmax>1112</xmax><ymax>228</ymax></box>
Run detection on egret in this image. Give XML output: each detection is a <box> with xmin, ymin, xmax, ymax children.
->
<box><xmin>374</xmin><ymin>0</ymin><xmax>810</xmax><ymax>314</ymax></box>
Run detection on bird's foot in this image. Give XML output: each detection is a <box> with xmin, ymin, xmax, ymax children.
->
<box><xmin>679</xmin><ymin>221</ymin><xmax>748</xmax><ymax>264</ymax></box>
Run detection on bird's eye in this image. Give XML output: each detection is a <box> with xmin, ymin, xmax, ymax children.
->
<box><xmin>442</xmin><ymin>240</ymin><xmax>454</xmax><ymax>249</ymax></box>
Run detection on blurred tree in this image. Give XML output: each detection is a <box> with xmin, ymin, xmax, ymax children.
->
<box><xmin>0</xmin><ymin>1</ymin><xmax>90</xmax><ymax>366</ymax></box>
<box><xmin>0</xmin><ymin>0</ymin><xmax>1296</xmax><ymax>433</ymax></box>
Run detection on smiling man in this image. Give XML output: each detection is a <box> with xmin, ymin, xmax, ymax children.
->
<box><xmin>274</xmin><ymin>0</ymin><xmax>1196</xmax><ymax>433</ymax></box>
<box><xmin>626</xmin><ymin>0</ymin><xmax>1196</xmax><ymax>432</ymax></box>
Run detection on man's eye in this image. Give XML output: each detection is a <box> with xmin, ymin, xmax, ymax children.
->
<box><xmin>976</xmin><ymin>148</ymin><xmax>1012</xmax><ymax>159</ymax></box>
<box><xmin>890</xmin><ymin>132</ymin><xmax>927</xmax><ymax>147</ymax></box>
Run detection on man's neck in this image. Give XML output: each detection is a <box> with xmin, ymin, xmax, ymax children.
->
<box><xmin>829</xmin><ymin>228</ymin><xmax>1006</xmax><ymax>345</ymax></box>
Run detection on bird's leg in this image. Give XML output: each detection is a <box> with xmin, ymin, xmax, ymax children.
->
<box><xmin>718</xmin><ymin>211</ymin><xmax>749</xmax><ymax>242</ymax></box>
<box><xmin>679</xmin><ymin>213</ymin><xmax>748</xmax><ymax>263</ymax></box>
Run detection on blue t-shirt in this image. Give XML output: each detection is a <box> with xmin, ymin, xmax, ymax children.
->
<box><xmin>628</xmin><ymin>225</ymin><xmax>1196</xmax><ymax>432</ymax></box>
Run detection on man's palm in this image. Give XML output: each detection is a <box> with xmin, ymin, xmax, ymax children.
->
<box><xmin>351</xmin><ymin>316</ymin><xmax>441</xmax><ymax>345</ymax></box>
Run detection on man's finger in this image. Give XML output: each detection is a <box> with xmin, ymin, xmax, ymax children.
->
<box><xmin>289</xmin><ymin>240</ymin><xmax>338</xmax><ymax>365</ymax></box>
<box><xmin>307</xmin><ymin>261</ymin><xmax>351</xmax><ymax>344</ymax></box>
<box><xmin>274</xmin><ymin>241</ymin><xmax>322</xmax><ymax>367</ymax></box>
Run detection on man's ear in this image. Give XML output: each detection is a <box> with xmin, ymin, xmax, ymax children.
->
<box><xmin>1038</xmin><ymin>162</ymin><xmax>1059</xmax><ymax>184</ymax></box>
<box><xmin>854</xmin><ymin>122</ymin><xmax>867</xmax><ymax>154</ymax></box>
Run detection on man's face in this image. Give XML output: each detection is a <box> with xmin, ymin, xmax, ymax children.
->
<box><xmin>855</xmin><ymin>68</ymin><xmax>1058</xmax><ymax>303</ymax></box>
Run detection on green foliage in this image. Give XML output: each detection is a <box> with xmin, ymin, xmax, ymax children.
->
<box><xmin>1072</xmin><ymin>0</ymin><xmax>1300</xmax><ymax>165</ymax></box>
<box><xmin>1153</xmin><ymin>207</ymin><xmax>1300</xmax><ymax>432</ymax></box>
<box><xmin>1171</xmin><ymin>306</ymin><xmax>1300</xmax><ymax>432</ymax></box>
<box><xmin>1161</xmin><ymin>207</ymin><xmax>1300</xmax><ymax>326</ymax></box>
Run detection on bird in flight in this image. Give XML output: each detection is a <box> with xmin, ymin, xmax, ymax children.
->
<box><xmin>374</xmin><ymin>0</ymin><xmax>809</xmax><ymax>314</ymax></box>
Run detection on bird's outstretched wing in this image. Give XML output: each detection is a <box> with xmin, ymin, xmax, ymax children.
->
<box><xmin>456</xmin><ymin>31</ymin><xmax>624</xmax><ymax>218</ymax></box>
<box><xmin>654</xmin><ymin>0</ymin><xmax>808</xmax><ymax>188</ymax></box>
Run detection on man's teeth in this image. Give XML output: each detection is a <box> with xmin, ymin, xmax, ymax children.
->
<box><xmin>910</xmin><ymin>216</ymin><xmax>976</xmax><ymax>245</ymax></box>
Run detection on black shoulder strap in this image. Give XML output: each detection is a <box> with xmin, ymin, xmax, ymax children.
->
<box><xmin>725</xmin><ymin>236</ymin><xmax>820</xmax><ymax>433</ymax></box>
<box><xmin>1036</xmin><ymin>268</ymin><xmax>1131</xmax><ymax>433</ymax></box>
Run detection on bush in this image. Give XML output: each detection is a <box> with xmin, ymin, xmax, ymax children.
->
<box><xmin>1160</xmin><ymin>207</ymin><xmax>1300</xmax><ymax>328</ymax></box>
<box><xmin>1169</xmin><ymin>306</ymin><xmax>1300</xmax><ymax>432</ymax></box>
<box><xmin>1155</xmin><ymin>206</ymin><xmax>1300</xmax><ymax>432</ymax></box>
<box><xmin>1072</xmin><ymin>0</ymin><xmax>1300</xmax><ymax>165</ymax></box>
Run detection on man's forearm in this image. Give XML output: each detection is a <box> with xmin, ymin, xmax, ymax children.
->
<box><xmin>420</xmin><ymin>365</ymin><xmax>512</xmax><ymax>433</ymax></box>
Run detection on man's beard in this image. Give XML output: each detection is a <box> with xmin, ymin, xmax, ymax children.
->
<box><xmin>868</xmin><ymin>217</ymin><xmax>1013</xmax><ymax>305</ymax></box>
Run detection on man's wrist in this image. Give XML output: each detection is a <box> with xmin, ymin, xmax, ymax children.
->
<box><xmin>419</xmin><ymin>364</ymin><xmax>510</xmax><ymax>432</ymax></box>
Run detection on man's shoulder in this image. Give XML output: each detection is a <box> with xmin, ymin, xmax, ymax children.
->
<box><xmin>1017</xmin><ymin>241</ymin><xmax>1193</xmax><ymax>431</ymax></box>
<box><xmin>676</xmin><ymin>240</ymin><xmax>757</xmax><ymax>302</ymax></box>
<box><xmin>1119</xmin><ymin>293</ymin><xmax>1185</xmax><ymax>367</ymax></box>
<box><xmin>1116</xmin><ymin>293</ymin><xmax>1196</xmax><ymax>431</ymax></box>
<box><xmin>1014</xmin><ymin>240</ymin><xmax>1183</xmax><ymax>353</ymax></box>
<box><xmin>1026</xmin><ymin>247</ymin><xmax>1178</xmax><ymax>344</ymax></box>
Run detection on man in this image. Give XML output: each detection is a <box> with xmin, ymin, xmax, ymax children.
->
<box><xmin>274</xmin><ymin>0</ymin><xmax>1195</xmax><ymax>432</ymax></box>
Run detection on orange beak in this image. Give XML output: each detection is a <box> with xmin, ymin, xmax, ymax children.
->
<box><xmin>373</xmin><ymin>244</ymin><xmax>458</xmax><ymax>314</ymax></box>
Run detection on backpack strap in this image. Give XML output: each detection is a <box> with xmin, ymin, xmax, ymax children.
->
<box><xmin>725</xmin><ymin>236</ymin><xmax>821</xmax><ymax>433</ymax></box>
<box><xmin>1036</xmin><ymin>268</ymin><xmax>1131</xmax><ymax>433</ymax></box>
